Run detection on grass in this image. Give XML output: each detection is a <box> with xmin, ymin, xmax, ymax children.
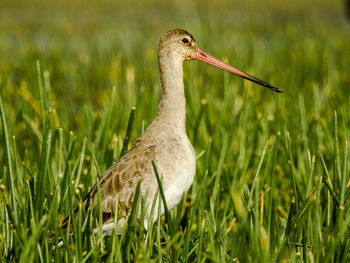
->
<box><xmin>0</xmin><ymin>0</ymin><xmax>350</xmax><ymax>261</ymax></box>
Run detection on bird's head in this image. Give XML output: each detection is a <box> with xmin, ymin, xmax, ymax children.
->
<box><xmin>158</xmin><ymin>28</ymin><xmax>282</xmax><ymax>93</ymax></box>
<box><xmin>158</xmin><ymin>29</ymin><xmax>198</xmax><ymax>62</ymax></box>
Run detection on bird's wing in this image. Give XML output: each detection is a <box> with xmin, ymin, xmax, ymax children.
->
<box><xmin>58</xmin><ymin>142</ymin><xmax>156</xmax><ymax>233</ymax></box>
<box><xmin>88</xmin><ymin>143</ymin><xmax>156</xmax><ymax>222</ymax></box>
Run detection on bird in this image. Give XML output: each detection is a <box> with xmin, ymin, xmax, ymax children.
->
<box><xmin>56</xmin><ymin>28</ymin><xmax>281</xmax><ymax>243</ymax></box>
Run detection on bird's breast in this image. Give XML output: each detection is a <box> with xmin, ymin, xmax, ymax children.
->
<box><xmin>154</xmin><ymin>133</ymin><xmax>196</xmax><ymax>210</ymax></box>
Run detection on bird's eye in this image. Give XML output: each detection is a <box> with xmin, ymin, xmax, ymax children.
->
<box><xmin>182</xmin><ymin>38</ymin><xmax>189</xmax><ymax>44</ymax></box>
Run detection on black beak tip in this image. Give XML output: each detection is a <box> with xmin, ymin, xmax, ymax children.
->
<box><xmin>250</xmin><ymin>75</ymin><xmax>283</xmax><ymax>93</ymax></box>
<box><xmin>266</xmin><ymin>83</ymin><xmax>283</xmax><ymax>93</ymax></box>
<box><xmin>272</xmin><ymin>87</ymin><xmax>283</xmax><ymax>93</ymax></box>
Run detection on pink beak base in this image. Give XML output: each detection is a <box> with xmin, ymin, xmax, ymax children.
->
<box><xmin>195</xmin><ymin>47</ymin><xmax>282</xmax><ymax>93</ymax></box>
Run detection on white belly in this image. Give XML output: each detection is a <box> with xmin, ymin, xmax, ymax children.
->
<box><xmin>153</xmin><ymin>134</ymin><xmax>196</xmax><ymax>214</ymax></box>
<box><xmin>164</xmin><ymin>155</ymin><xmax>196</xmax><ymax>210</ymax></box>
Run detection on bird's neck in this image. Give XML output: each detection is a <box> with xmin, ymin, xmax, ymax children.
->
<box><xmin>156</xmin><ymin>56</ymin><xmax>186</xmax><ymax>131</ymax></box>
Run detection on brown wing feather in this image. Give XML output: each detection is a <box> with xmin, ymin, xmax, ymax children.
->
<box><xmin>60</xmin><ymin>141</ymin><xmax>156</xmax><ymax>231</ymax></box>
<box><xmin>91</xmin><ymin>143</ymin><xmax>155</xmax><ymax>217</ymax></box>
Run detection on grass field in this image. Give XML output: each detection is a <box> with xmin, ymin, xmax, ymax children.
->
<box><xmin>1</xmin><ymin>0</ymin><xmax>350</xmax><ymax>262</ymax></box>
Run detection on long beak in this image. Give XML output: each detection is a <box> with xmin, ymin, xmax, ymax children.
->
<box><xmin>195</xmin><ymin>47</ymin><xmax>282</xmax><ymax>93</ymax></box>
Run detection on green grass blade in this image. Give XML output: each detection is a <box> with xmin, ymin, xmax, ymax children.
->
<box><xmin>152</xmin><ymin>159</ymin><xmax>172</xmax><ymax>232</ymax></box>
<box><xmin>36</xmin><ymin>61</ymin><xmax>46</xmax><ymax>128</ymax></box>
<box><xmin>0</xmin><ymin>94</ymin><xmax>18</xmax><ymax>223</ymax></box>
<box><xmin>119</xmin><ymin>107</ymin><xmax>136</xmax><ymax>158</ymax></box>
